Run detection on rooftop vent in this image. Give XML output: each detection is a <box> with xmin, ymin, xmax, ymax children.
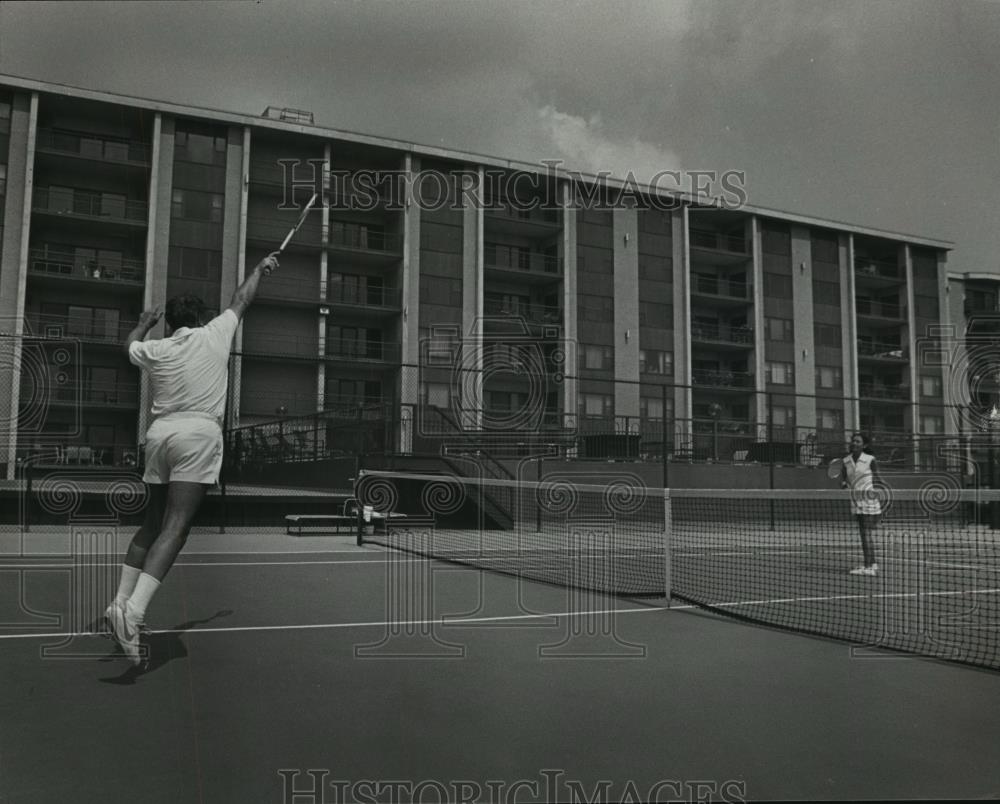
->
<box><xmin>261</xmin><ymin>106</ymin><xmax>315</xmax><ymax>125</ymax></box>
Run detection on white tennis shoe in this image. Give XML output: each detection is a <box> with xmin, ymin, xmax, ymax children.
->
<box><xmin>849</xmin><ymin>564</ymin><xmax>879</xmax><ymax>576</ymax></box>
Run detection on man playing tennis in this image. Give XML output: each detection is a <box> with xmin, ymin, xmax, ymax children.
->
<box><xmin>105</xmin><ymin>251</ymin><xmax>279</xmax><ymax>665</ymax></box>
<box><xmin>840</xmin><ymin>432</ymin><xmax>882</xmax><ymax>576</ymax></box>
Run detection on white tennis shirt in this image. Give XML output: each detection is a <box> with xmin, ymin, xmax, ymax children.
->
<box><xmin>128</xmin><ymin>309</ymin><xmax>239</xmax><ymax>425</ymax></box>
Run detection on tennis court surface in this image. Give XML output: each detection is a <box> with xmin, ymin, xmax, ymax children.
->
<box><xmin>2</xmin><ymin>474</ymin><xmax>999</xmax><ymax>802</ymax></box>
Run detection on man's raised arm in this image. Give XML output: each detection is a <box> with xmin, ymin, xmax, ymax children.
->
<box><xmin>124</xmin><ymin>307</ymin><xmax>163</xmax><ymax>358</ymax></box>
<box><xmin>229</xmin><ymin>252</ymin><xmax>279</xmax><ymax>320</ymax></box>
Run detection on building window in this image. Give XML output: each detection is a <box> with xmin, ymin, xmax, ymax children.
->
<box><xmin>175</xmin><ymin>127</ymin><xmax>226</xmax><ymax>165</ymax></box>
<box><xmin>762</xmin><ymin>226</ymin><xmax>791</xmax><ymax>256</ymax></box>
<box><xmin>817</xmin><ymin>366</ymin><xmax>843</xmax><ymax>389</ymax></box>
<box><xmin>766</xmin><ymin>361</ymin><xmax>794</xmax><ymax>385</ymax></box>
<box><xmin>640</xmin><ymin>396</ymin><xmax>673</xmax><ymax>421</ymax></box>
<box><xmin>921</xmin><ymin>375</ymin><xmax>943</xmax><ymax>397</ymax></box>
<box><xmin>580</xmin><ymin>295</ymin><xmax>613</xmax><ymax>323</ymax></box>
<box><xmin>814</xmin><ymin>323</ymin><xmax>841</xmax><ymax>348</ymax></box>
<box><xmin>818</xmin><ymin>408</ymin><xmax>843</xmax><ymax>430</ymax></box>
<box><xmin>580</xmin><ymin>344</ymin><xmax>613</xmax><ymax>371</ymax></box>
<box><xmin>770</xmin><ymin>406</ymin><xmax>795</xmax><ymax>427</ymax></box>
<box><xmin>639</xmin><ymin>349</ymin><xmax>673</xmax><ymax>375</ymax></box>
<box><xmin>168</xmin><ymin>247</ymin><xmax>222</xmax><ymax>280</ymax></box>
<box><xmin>639</xmin><ymin>301</ymin><xmax>672</xmax><ymax>329</ymax></box>
<box><xmin>171</xmin><ymin>188</ymin><xmax>224</xmax><ymax>222</ymax></box>
<box><xmin>422</xmin><ymin>383</ymin><xmax>450</xmax><ymax>408</ymax></box>
<box><xmin>580</xmin><ymin>394</ymin><xmax>613</xmax><ymax>417</ymax></box>
<box><xmin>0</xmin><ymin>100</ymin><xmax>10</xmax><ymax>135</ymax></box>
<box><xmin>812</xmin><ymin>279</ymin><xmax>840</xmax><ymax>307</ymax></box>
<box><xmin>921</xmin><ymin>415</ymin><xmax>944</xmax><ymax>435</ymax></box>
<box><xmin>0</xmin><ymin>164</ymin><xmax>6</xmax><ymax>197</ymax></box>
<box><xmin>812</xmin><ymin>235</ymin><xmax>838</xmax><ymax>264</ymax></box>
<box><xmin>766</xmin><ymin>317</ymin><xmax>793</xmax><ymax>342</ymax></box>
<box><xmin>763</xmin><ymin>272</ymin><xmax>793</xmax><ymax>299</ymax></box>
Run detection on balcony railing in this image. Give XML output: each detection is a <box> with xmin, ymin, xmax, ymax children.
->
<box><xmin>328</xmin><ymin>221</ymin><xmax>401</xmax><ymax>254</ymax></box>
<box><xmin>690</xmin><ymin>228</ymin><xmax>747</xmax><ymax>254</ymax></box>
<box><xmin>241</xmin><ymin>332</ymin><xmax>319</xmax><ymax>359</ymax></box>
<box><xmin>484</xmin><ymin>201</ymin><xmax>560</xmax><ymax>226</ymax></box>
<box><xmin>484</xmin><ymin>244</ymin><xmax>562</xmax><ymax>275</ymax></box>
<box><xmin>23</xmin><ymin>382</ymin><xmax>139</xmax><ymax>407</ymax></box>
<box><xmin>28</xmin><ymin>247</ymin><xmax>145</xmax><ymax>285</ymax></box>
<box><xmin>692</xmin><ymin>369</ymin><xmax>755</xmax><ymax>388</ymax></box>
<box><xmin>246</xmin><ymin>217</ymin><xmax>323</xmax><ymax>248</ymax></box>
<box><xmin>33</xmin><ymin>187</ymin><xmax>148</xmax><ymax>224</ymax></box>
<box><xmin>859</xmin><ymin>384</ymin><xmax>910</xmax><ymax>401</ymax></box>
<box><xmin>857</xmin><ymin>340</ymin><xmax>906</xmax><ymax>359</ymax></box>
<box><xmin>326</xmin><ymin>283</ymin><xmax>402</xmax><ymax>308</ymax></box>
<box><xmin>16</xmin><ymin>442</ymin><xmax>139</xmax><ymax>467</ymax></box>
<box><xmin>326</xmin><ymin>339</ymin><xmax>401</xmax><ymax>363</ymax></box>
<box><xmin>856</xmin><ymin>300</ymin><xmax>904</xmax><ymax>320</ymax></box>
<box><xmin>692</xmin><ymin>273</ymin><xmax>752</xmax><ymax>300</ymax></box>
<box><xmin>35</xmin><ymin>127</ymin><xmax>151</xmax><ymax>165</ymax></box>
<box><xmin>483</xmin><ymin>297</ymin><xmax>563</xmax><ymax>325</ymax></box>
<box><xmin>691</xmin><ymin>323</ymin><xmax>754</xmax><ymax>345</ymax></box>
<box><xmin>854</xmin><ymin>257</ymin><xmax>901</xmax><ymax>281</ymax></box>
<box><xmin>26</xmin><ymin>313</ymin><xmax>134</xmax><ymax>343</ymax></box>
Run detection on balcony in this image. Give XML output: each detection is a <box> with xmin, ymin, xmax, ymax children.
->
<box><xmin>327</xmin><ymin>221</ymin><xmax>402</xmax><ymax>260</ymax></box>
<box><xmin>247</xmin><ymin>217</ymin><xmax>323</xmax><ymax>250</ymax></box>
<box><xmin>25</xmin><ymin>313</ymin><xmax>134</xmax><ymax>345</ymax></box>
<box><xmin>326</xmin><ymin>338</ymin><xmax>401</xmax><ymax>364</ymax></box>
<box><xmin>859</xmin><ymin>384</ymin><xmax>910</xmax><ymax>401</ymax></box>
<box><xmin>35</xmin><ymin>127</ymin><xmax>150</xmax><ymax>166</ymax></box>
<box><xmin>857</xmin><ymin>340</ymin><xmax>907</xmax><ymax>360</ymax></box>
<box><xmin>856</xmin><ymin>300</ymin><xmax>905</xmax><ymax>321</ymax></box>
<box><xmin>23</xmin><ymin>382</ymin><xmax>139</xmax><ymax>409</ymax></box>
<box><xmin>239</xmin><ymin>389</ymin><xmax>320</xmax><ymax>417</ymax></box>
<box><xmin>854</xmin><ymin>257</ymin><xmax>901</xmax><ymax>284</ymax></box>
<box><xmin>692</xmin><ymin>368</ymin><xmax>755</xmax><ymax>389</ymax></box>
<box><xmin>691</xmin><ymin>273</ymin><xmax>752</xmax><ymax>303</ymax></box>
<box><xmin>33</xmin><ymin>188</ymin><xmax>148</xmax><ymax>227</ymax></box>
<box><xmin>16</xmin><ymin>442</ymin><xmax>139</xmax><ymax>467</ymax></box>
<box><xmin>690</xmin><ymin>228</ymin><xmax>747</xmax><ymax>255</ymax></box>
<box><xmin>691</xmin><ymin>323</ymin><xmax>754</xmax><ymax>347</ymax></box>
<box><xmin>484</xmin><ymin>201</ymin><xmax>561</xmax><ymax>238</ymax></box>
<box><xmin>483</xmin><ymin>296</ymin><xmax>562</xmax><ymax>326</ymax></box>
<box><xmin>326</xmin><ymin>282</ymin><xmax>402</xmax><ymax>310</ymax></box>
<box><xmin>28</xmin><ymin>247</ymin><xmax>145</xmax><ymax>288</ymax></box>
<box><xmin>484</xmin><ymin>244</ymin><xmax>562</xmax><ymax>279</ymax></box>
<box><xmin>241</xmin><ymin>331</ymin><xmax>319</xmax><ymax>360</ymax></box>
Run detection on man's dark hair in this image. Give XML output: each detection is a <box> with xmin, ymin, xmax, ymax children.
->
<box><xmin>164</xmin><ymin>294</ymin><xmax>207</xmax><ymax>330</ymax></box>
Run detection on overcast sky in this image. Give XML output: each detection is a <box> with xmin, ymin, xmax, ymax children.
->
<box><xmin>0</xmin><ymin>0</ymin><xmax>997</xmax><ymax>272</ymax></box>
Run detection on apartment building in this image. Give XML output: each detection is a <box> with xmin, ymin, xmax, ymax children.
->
<box><xmin>0</xmin><ymin>75</ymin><xmax>957</xmax><ymax>478</ymax></box>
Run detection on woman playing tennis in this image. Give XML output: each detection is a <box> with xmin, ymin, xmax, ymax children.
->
<box><xmin>840</xmin><ymin>432</ymin><xmax>882</xmax><ymax>576</ymax></box>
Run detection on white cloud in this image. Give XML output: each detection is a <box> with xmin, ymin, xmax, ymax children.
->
<box><xmin>536</xmin><ymin>105</ymin><xmax>682</xmax><ymax>187</ymax></box>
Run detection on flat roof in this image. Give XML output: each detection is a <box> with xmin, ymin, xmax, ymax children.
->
<box><xmin>0</xmin><ymin>71</ymin><xmax>954</xmax><ymax>250</ymax></box>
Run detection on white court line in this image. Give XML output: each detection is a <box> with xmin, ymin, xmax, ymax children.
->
<box><xmin>0</xmin><ymin>605</ymin><xmax>668</xmax><ymax>641</ymax></box>
<box><xmin>2</xmin><ymin>587</ymin><xmax>998</xmax><ymax>643</ymax></box>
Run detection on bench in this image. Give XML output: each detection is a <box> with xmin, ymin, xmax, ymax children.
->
<box><xmin>285</xmin><ymin>514</ymin><xmax>356</xmax><ymax>535</ymax></box>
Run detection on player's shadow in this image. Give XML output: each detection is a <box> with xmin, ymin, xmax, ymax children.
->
<box><xmin>98</xmin><ymin>609</ymin><xmax>233</xmax><ymax>685</ymax></box>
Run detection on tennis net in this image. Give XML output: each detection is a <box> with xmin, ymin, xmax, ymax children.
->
<box><xmin>354</xmin><ymin>470</ymin><xmax>1000</xmax><ymax>671</ymax></box>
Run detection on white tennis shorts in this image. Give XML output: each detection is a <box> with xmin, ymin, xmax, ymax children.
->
<box><xmin>143</xmin><ymin>413</ymin><xmax>224</xmax><ymax>485</ymax></box>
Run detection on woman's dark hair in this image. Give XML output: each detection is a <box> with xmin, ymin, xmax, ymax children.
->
<box><xmin>164</xmin><ymin>294</ymin><xmax>207</xmax><ymax>330</ymax></box>
<box><xmin>852</xmin><ymin>432</ymin><xmax>872</xmax><ymax>451</ymax></box>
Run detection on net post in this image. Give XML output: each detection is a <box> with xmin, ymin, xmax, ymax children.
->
<box><xmin>661</xmin><ymin>383</ymin><xmax>669</xmax><ymax>488</ymax></box>
<box><xmin>662</xmin><ymin>488</ymin><xmax>672</xmax><ymax>607</ymax></box>
<box><xmin>767</xmin><ymin>390</ymin><xmax>775</xmax><ymax>532</ymax></box>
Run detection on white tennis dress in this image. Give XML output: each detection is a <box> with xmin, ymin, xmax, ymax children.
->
<box><xmin>844</xmin><ymin>451</ymin><xmax>881</xmax><ymax>516</ymax></box>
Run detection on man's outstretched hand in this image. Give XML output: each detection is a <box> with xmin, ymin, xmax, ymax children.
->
<box><xmin>138</xmin><ymin>307</ymin><xmax>163</xmax><ymax>329</ymax></box>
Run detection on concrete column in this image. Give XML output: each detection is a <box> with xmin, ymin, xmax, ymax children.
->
<box><xmin>904</xmin><ymin>244</ymin><xmax>919</xmax><ymax>465</ymax></box>
<box><xmin>751</xmin><ymin>216</ymin><xmax>767</xmax><ymax>434</ymax></box>
<box><xmin>672</xmin><ymin>207</ymin><xmax>691</xmax><ymax>448</ymax></box>
<box><xmin>561</xmin><ymin>182</ymin><xmax>577</xmax><ymax>430</ymax></box>
<box><xmin>0</xmin><ymin>91</ymin><xmax>36</xmax><ymax>478</ymax></box>
<box><xmin>841</xmin><ymin>234</ymin><xmax>860</xmax><ymax>431</ymax></box>
<box><xmin>613</xmin><ymin>208</ymin><xmax>640</xmax><ymax>428</ymax></box>
<box><xmin>459</xmin><ymin>167</ymin><xmax>483</xmax><ymax>430</ymax></box>
<box><xmin>137</xmin><ymin>114</ymin><xmax>173</xmax><ymax>448</ymax></box>
<box><xmin>790</xmin><ymin>226</ymin><xmax>816</xmax><ymax>432</ymax></box>
<box><xmin>222</xmin><ymin>124</ymin><xmax>250</xmax><ymax>429</ymax></box>
<box><xmin>317</xmin><ymin>142</ymin><xmax>331</xmax><ymax>415</ymax></box>
<box><xmin>399</xmin><ymin>154</ymin><xmax>421</xmax><ymax>451</ymax></box>
<box><xmin>940</xmin><ymin>254</ymin><xmax>961</xmax><ymax>443</ymax></box>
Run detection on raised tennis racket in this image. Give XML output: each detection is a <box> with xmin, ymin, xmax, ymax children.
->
<box><xmin>827</xmin><ymin>457</ymin><xmax>845</xmax><ymax>482</ymax></box>
<box><xmin>270</xmin><ymin>192</ymin><xmax>319</xmax><ymax>272</ymax></box>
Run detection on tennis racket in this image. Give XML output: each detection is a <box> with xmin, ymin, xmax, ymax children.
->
<box><xmin>270</xmin><ymin>192</ymin><xmax>319</xmax><ymax>272</ymax></box>
<box><xmin>827</xmin><ymin>457</ymin><xmax>845</xmax><ymax>482</ymax></box>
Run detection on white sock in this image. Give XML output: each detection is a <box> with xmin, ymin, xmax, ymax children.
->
<box><xmin>125</xmin><ymin>573</ymin><xmax>161</xmax><ymax>623</ymax></box>
<box><xmin>113</xmin><ymin>565</ymin><xmax>141</xmax><ymax>605</ymax></box>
